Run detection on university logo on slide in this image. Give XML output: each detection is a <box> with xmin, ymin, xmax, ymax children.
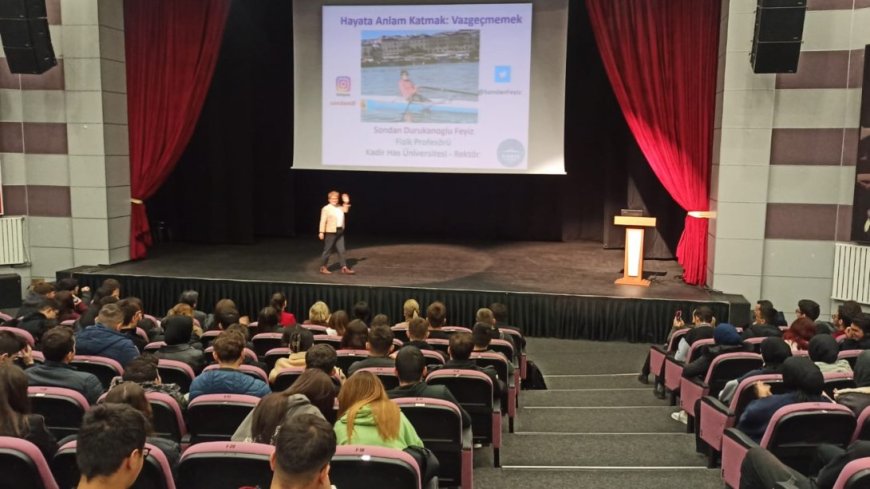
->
<box><xmin>494</xmin><ymin>66</ymin><xmax>511</xmax><ymax>83</ymax></box>
<box><xmin>335</xmin><ymin>76</ymin><xmax>352</xmax><ymax>94</ymax></box>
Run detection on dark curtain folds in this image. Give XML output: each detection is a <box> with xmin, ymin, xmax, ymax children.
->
<box><xmin>125</xmin><ymin>0</ymin><xmax>231</xmax><ymax>259</ymax></box>
<box><xmin>585</xmin><ymin>0</ymin><xmax>720</xmax><ymax>284</ymax></box>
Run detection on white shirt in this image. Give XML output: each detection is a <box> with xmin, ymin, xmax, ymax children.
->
<box><xmin>328</xmin><ymin>204</ymin><xmax>345</xmax><ymax>228</ymax></box>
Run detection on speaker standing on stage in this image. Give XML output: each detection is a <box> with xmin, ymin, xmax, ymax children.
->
<box><xmin>319</xmin><ymin>191</ymin><xmax>355</xmax><ymax>275</ymax></box>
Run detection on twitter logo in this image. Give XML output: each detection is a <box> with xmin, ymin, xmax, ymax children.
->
<box><xmin>494</xmin><ymin>66</ymin><xmax>511</xmax><ymax>83</ymax></box>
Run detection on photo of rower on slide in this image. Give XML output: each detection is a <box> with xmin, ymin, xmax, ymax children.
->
<box><xmin>398</xmin><ymin>70</ymin><xmax>430</xmax><ymax>104</ymax></box>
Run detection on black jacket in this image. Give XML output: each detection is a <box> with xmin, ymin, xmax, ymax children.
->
<box><xmin>347</xmin><ymin>356</ymin><xmax>395</xmax><ymax>376</ymax></box>
<box><xmin>840</xmin><ymin>336</ymin><xmax>870</xmax><ymax>352</ymax></box>
<box><xmin>741</xmin><ymin>323</ymin><xmax>782</xmax><ymax>339</ymax></box>
<box><xmin>155</xmin><ymin>343</ymin><xmax>206</xmax><ymax>374</ymax></box>
<box><xmin>17</xmin><ymin>312</ymin><xmax>55</xmax><ymax>343</ymax></box>
<box><xmin>682</xmin><ymin>344</ymin><xmax>747</xmax><ymax>380</ymax></box>
<box><xmin>25</xmin><ymin>360</ymin><xmax>105</xmax><ymax>405</ymax></box>
<box><xmin>387</xmin><ymin>382</ymin><xmax>471</xmax><ymax>428</ymax></box>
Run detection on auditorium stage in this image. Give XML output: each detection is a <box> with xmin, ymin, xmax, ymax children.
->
<box><xmin>59</xmin><ymin>238</ymin><xmax>749</xmax><ymax>342</ymax></box>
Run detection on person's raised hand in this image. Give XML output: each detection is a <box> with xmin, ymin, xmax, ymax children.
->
<box><xmin>341</xmin><ymin>193</ymin><xmax>350</xmax><ymax>204</ymax></box>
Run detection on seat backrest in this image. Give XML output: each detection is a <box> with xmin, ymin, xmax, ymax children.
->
<box><xmin>667</xmin><ymin>328</ymin><xmax>690</xmax><ymax>352</ymax></box>
<box><xmin>331</xmin><ymin>445</ymin><xmax>422</xmax><ymax>489</ymax></box>
<box><xmin>392</xmin><ymin>326</ymin><xmax>409</xmax><ymax>343</ymax></box>
<box><xmin>442</xmin><ymin>326</ymin><xmax>472</xmax><ymax>334</ymax></box>
<box><xmin>686</xmin><ymin>338</ymin><xmax>716</xmax><ymax>363</ymax></box>
<box><xmin>156</xmin><ymin>359</ymin><xmax>196</xmax><ymax>393</ymax></box>
<box><xmin>0</xmin><ymin>436</ymin><xmax>59</xmax><ymax>489</ymax></box>
<box><xmin>427</xmin><ymin>339</ymin><xmax>450</xmax><ymax>354</ymax></box>
<box><xmin>202</xmin><ymin>364</ymin><xmax>268</xmax><ymax>382</ymax></box>
<box><xmin>144</xmin><ymin>341</ymin><xmax>166</xmax><ymax>353</ymax></box>
<box><xmin>824</xmin><ymin>371</ymin><xmax>857</xmax><ymax>397</ymax></box>
<box><xmin>426</xmin><ymin>369</ymin><xmax>494</xmax><ymax>414</ymax></box>
<box><xmin>135</xmin><ymin>327</ymin><xmax>150</xmax><ymax>342</ymax></box>
<box><xmin>394</xmin><ymin>397</ymin><xmax>463</xmax><ymax>450</ymax></box>
<box><xmin>0</xmin><ymin>311</ymin><xmax>13</xmax><ymax>322</ymax></box>
<box><xmin>742</xmin><ymin>336</ymin><xmax>767</xmax><ymax>352</ymax></box>
<box><xmin>489</xmin><ymin>339</ymin><xmax>515</xmax><ymax>362</ymax></box>
<box><xmin>313</xmin><ymin>334</ymin><xmax>342</xmax><ymax>349</ymax></box>
<box><xmin>302</xmin><ymin>324</ymin><xmax>329</xmax><ymax>334</ymax></box>
<box><xmin>839</xmin><ymin>350</ymin><xmax>863</xmax><ymax>369</ymax></box>
<box><xmin>272</xmin><ymin>367</ymin><xmax>306</xmax><ymax>392</ymax></box>
<box><xmin>703</xmin><ymin>352</ymin><xmax>763</xmax><ymax>397</ymax></box>
<box><xmin>264</xmin><ymin>347</ymin><xmax>291</xmax><ymax>371</ymax></box>
<box><xmin>53</xmin><ymin>440</ymin><xmax>175</xmax><ymax>489</ymax></box>
<box><xmin>28</xmin><ymin>386</ymin><xmax>89</xmax><ymax>439</ymax></box>
<box><xmin>146</xmin><ymin>391</ymin><xmax>187</xmax><ymax>443</ymax></box>
<box><xmin>421</xmin><ymin>349</ymin><xmax>445</xmax><ymax>366</ymax></box>
<box><xmin>853</xmin><ymin>405</ymin><xmax>870</xmax><ymax>442</ymax></box>
<box><xmin>143</xmin><ymin>314</ymin><xmax>162</xmax><ymax>328</ymax></box>
<box><xmin>251</xmin><ymin>333</ymin><xmax>283</xmax><ymax>357</ymax></box>
<box><xmin>335</xmin><ymin>349</ymin><xmax>369</xmax><ymax>373</ymax></box>
<box><xmin>70</xmin><ymin>355</ymin><xmax>124</xmax><ymax>389</ymax></box>
<box><xmin>833</xmin><ymin>457</ymin><xmax>870</xmax><ymax>489</ymax></box>
<box><xmin>187</xmin><ymin>394</ymin><xmax>260</xmax><ymax>443</ymax></box>
<box><xmin>0</xmin><ymin>326</ymin><xmax>34</xmax><ymax>347</ymax></box>
<box><xmin>763</xmin><ymin>402</ymin><xmax>856</xmax><ymax>465</ymax></box>
<box><xmin>355</xmin><ymin>367</ymin><xmax>400</xmax><ymax>390</ymax></box>
<box><xmin>178</xmin><ymin>441</ymin><xmax>273</xmax><ymax>489</ymax></box>
<box><xmin>199</xmin><ymin>330</ymin><xmax>222</xmax><ymax>349</ymax></box>
<box><xmin>470</xmin><ymin>351</ymin><xmax>510</xmax><ymax>384</ymax></box>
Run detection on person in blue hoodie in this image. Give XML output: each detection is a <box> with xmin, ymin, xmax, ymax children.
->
<box><xmin>188</xmin><ymin>330</ymin><xmax>271</xmax><ymax>401</ymax></box>
<box><xmin>74</xmin><ymin>303</ymin><xmax>140</xmax><ymax>367</ymax></box>
<box><xmin>736</xmin><ymin>356</ymin><xmax>829</xmax><ymax>443</ymax></box>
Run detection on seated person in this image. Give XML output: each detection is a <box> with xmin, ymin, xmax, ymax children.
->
<box><xmin>783</xmin><ymin>317</ymin><xmax>817</xmax><ymax>352</ymax></box>
<box><xmin>370</xmin><ymin>314</ymin><xmax>391</xmax><ymax>328</ymax></box>
<box><xmin>347</xmin><ymin>325</ymin><xmax>395</xmax><ymax>376</ymax></box>
<box><xmin>25</xmin><ymin>327</ymin><xmax>104</xmax><ymax>405</ymax></box>
<box><xmin>339</xmin><ymin>320</ymin><xmax>367</xmax><ymax>350</ymax></box>
<box><xmin>840</xmin><ymin>313</ymin><xmax>870</xmax><ymax>351</ymax></box>
<box><xmin>334</xmin><ymin>370</ymin><xmax>422</xmax><ymax>449</ymax></box>
<box><xmin>178</xmin><ymin>290</ymin><xmax>208</xmax><ymax>329</ymax></box>
<box><xmin>809</xmin><ymin>334</ymin><xmax>852</xmax><ymax>373</ymax></box>
<box><xmin>432</xmin><ymin>331</ymin><xmax>504</xmax><ymax>401</ymax></box>
<box><xmin>109</xmin><ymin>353</ymin><xmax>186</xmax><ymax>408</ymax></box>
<box><xmin>257</xmin><ymin>306</ymin><xmax>282</xmax><ymax>334</ymax></box>
<box><xmin>16</xmin><ymin>299</ymin><xmax>59</xmax><ymax>344</ymax></box>
<box><xmin>269</xmin><ymin>414</ymin><xmax>336</xmax><ymax>489</ymax></box>
<box><xmin>75</xmin><ymin>303</ymin><xmax>140</xmax><ymax>367</ymax></box>
<box><xmin>741</xmin><ymin>302</ymin><xmax>782</xmax><ymax>339</ymax></box>
<box><xmin>741</xmin><ymin>440</ymin><xmax>870</xmax><ymax>489</ymax></box>
<box><xmin>306</xmin><ymin>344</ymin><xmax>345</xmax><ymax>384</ymax></box>
<box><xmin>233</xmin><ymin>368</ymin><xmax>337</xmax><ymax>442</ymax></box>
<box><xmin>833</xmin><ymin>301</ymin><xmax>864</xmax><ymax>340</ymax></box>
<box><xmin>0</xmin><ymin>330</ymin><xmax>35</xmax><ymax>369</ymax></box>
<box><xmin>105</xmin><ymin>382</ymin><xmax>180</xmax><ymax>475</ymax></box>
<box><xmin>490</xmin><ymin>302</ymin><xmax>525</xmax><ymax>350</ymax></box>
<box><xmin>76</xmin><ymin>403</ymin><xmax>148</xmax><ymax>489</ymax></box>
<box><xmin>673</xmin><ymin>306</ymin><xmax>715</xmax><ymax>362</ymax></box>
<box><xmin>393</xmin><ymin>299</ymin><xmax>420</xmax><ymax>331</ymax></box>
<box><xmin>0</xmin><ymin>362</ymin><xmax>57</xmax><ymax>461</ymax></box>
<box><xmin>426</xmin><ymin>301</ymin><xmax>450</xmax><ymax>340</ymax></box>
<box><xmin>307</xmin><ymin>301</ymin><xmax>330</xmax><ymax>328</ymax></box>
<box><xmin>387</xmin><ymin>346</ymin><xmax>471</xmax><ymax>428</ymax></box>
<box><xmin>472</xmin><ymin>322</ymin><xmax>515</xmax><ymax>376</ymax></box>
<box><xmin>270</xmin><ymin>292</ymin><xmax>297</xmax><ymax>328</ymax></box>
<box><xmin>682</xmin><ymin>323</ymin><xmax>746</xmax><ymax>380</ymax></box>
<box><xmin>736</xmin><ymin>356</ymin><xmax>828</xmax><ymax>442</ymax></box>
<box><xmin>269</xmin><ymin>327</ymin><xmax>314</xmax><ymax>383</ymax></box>
<box><xmin>719</xmin><ymin>337</ymin><xmax>791</xmax><ymax>404</ymax></box>
<box><xmin>833</xmin><ymin>350</ymin><xmax>870</xmax><ymax>416</ymax></box>
<box><xmin>405</xmin><ymin>316</ymin><xmax>445</xmax><ymax>361</ymax></box>
<box><xmin>188</xmin><ymin>331</ymin><xmax>271</xmax><ymax>401</ymax></box>
<box><xmin>155</xmin><ymin>315</ymin><xmax>205</xmax><ymax>374</ymax></box>
<box><xmin>117</xmin><ymin>298</ymin><xmax>147</xmax><ymax>352</ymax></box>
<box><xmin>326</xmin><ymin>310</ymin><xmax>348</xmax><ymax>337</ymax></box>
<box><xmin>15</xmin><ymin>281</ymin><xmax>55</xmax><ymax>319</ymax></box>
<box><xmin>352</xmin><ymin>301</ymin><xmax>371</xmax><ymax>325</ymax></box>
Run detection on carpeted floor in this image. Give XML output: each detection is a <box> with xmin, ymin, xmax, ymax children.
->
<box><xmin>472</xmin><ymin>338</ymin><xmax>723</xmax><ymax>489</ymax></box>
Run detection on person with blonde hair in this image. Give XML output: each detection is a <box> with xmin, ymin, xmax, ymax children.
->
<box><xmin>308</xmin><ymin>301</ymin><xmax>330</xmax><ymax>326</ymax></box>
<box><xmin>318</xmin><ymin>190</ymin><xmax>354</xmax><ymax>275</ymax></box>
<box><xmin>334</xmin><ymin>371</ymin><xmax>422</xmax><ymax>449</ymax></box>
<box><xmin>393</xmin><ymin>299</ymin><xmax>420</xmax><ymax>330</ymax></box>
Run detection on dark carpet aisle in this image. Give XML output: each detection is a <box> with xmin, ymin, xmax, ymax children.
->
<box><xmin>473</xmin><ymin>338</ymin><xmax>723</xmax><ymax>488</ymax></box>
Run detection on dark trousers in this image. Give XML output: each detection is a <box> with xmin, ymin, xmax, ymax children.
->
<box><xmin>321</xmin><ymin>228</ymin><xmax>347</xmax><ymax>267</ymax></box>
<box><xmin>739</xmin><ymin>444</ymin><xmax>844</xmax><ymax>489</ymax></box>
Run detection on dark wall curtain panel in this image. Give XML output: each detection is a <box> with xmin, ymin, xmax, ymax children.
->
<box><xmin>65</xmin><ymin>272</ymin><xmax>736</xmax><ymax>343</ymax></box>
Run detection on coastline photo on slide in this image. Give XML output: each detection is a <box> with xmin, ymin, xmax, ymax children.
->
<box><xmin>360</xmin><ymin>29</ymin><xmax>480</xmax><ymax>124</ymax></box>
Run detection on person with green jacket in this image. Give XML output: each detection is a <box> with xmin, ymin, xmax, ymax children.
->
<box><xmin>334</xmin><ymin>370</ymin><xmax>422</xmax><ymax>449</ymax></box>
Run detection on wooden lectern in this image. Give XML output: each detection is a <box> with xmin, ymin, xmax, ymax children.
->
<box><xmin>613</xmin><ymin>215</ymin><xmax>657</xmax><ymax>287</ymax></box>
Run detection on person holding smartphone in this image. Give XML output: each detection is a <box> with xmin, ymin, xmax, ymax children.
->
<box><xmin>319</xmin><ymin>190</ymin><xmax>355</xmax><ymax>275</ymax></box>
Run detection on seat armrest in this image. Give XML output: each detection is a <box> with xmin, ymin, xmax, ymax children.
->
<box><xmin>701</xmin><ymin>396</ymin><xmax>732</xmax><ymax>416</ymax></box>
<box><xmin>461</xmin><ymin>425</ymin><xmax>473</xmax><ymax>451</ymax></box>
<box><xmin>724</xmin><ymin>428</ymin><xmax>758</xmax><ymax>450</ymax></box>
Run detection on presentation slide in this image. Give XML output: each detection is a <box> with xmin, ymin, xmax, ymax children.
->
<box><xmin>321</xmin><ymin>4</ymin><xmax>533</xmax><ymax>171</ymax></box>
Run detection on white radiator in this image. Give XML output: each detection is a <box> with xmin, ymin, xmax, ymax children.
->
<box><xmin>832</xmin><ymin>242</ymin><xmax>870</xmax><ymax>305</ymax></box>
<box><xmin>0</xmin><ymin>217</ymin><xmax>27</xmax><ymax>266</ymax></box>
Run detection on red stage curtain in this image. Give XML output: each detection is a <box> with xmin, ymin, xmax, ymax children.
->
<box><xmin>125</xmin><ymin>0</ymin><xmax>230</xmax><ymax>259</ymax></box>
<box><xmin>585</xmin><ymin>0</ymin><xmax>720</xmax><ymax>285</ymax></box>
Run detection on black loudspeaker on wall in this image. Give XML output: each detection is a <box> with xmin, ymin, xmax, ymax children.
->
<box><xmin>750</xmin><ymin>0</ymin><xmax>807</xmax><ymax>74</ymax></box>
<box><xmin>0</xmin><ymin>0</ymin><xmax>57</xmax><ymax>74</ymax></box>
<box><xmin>0</xmin><ymin>274</ymin><xmax>22</xmax><ymax>309</ymax></box>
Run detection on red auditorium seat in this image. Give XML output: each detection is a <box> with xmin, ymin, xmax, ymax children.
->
<box><xmin>680</xmin><ymin>352</ymin><xmax>763</xmax><ymax>434</ymax></box>
<box><xmin>157</xmin><ymin>359</ymin><xmax>197</xmax><ymax>393</ymax></box>
<box><xmin>421</xmin><ymin>349</ymin><xmax>445</xmax><ymax>367</ymax></box>
<box><xmin>187</xmin><ymin>394</ymin><xmax>260</xmax><ymax>444</ymax></box>
<box><xmin>313</xmin><ymin>334</ymin><xmax>342</xmax><ymax>350</ymax></box>
<box><xmin>649</xmin><ymin>328</ymin><xmax>689</xmax><ymax>392</ymax></box>
<box><xmin>499</xmin><ymin>328</ymin><xmax>527</xmax><ymax>378</ymax></box>
<box><xmin>0</xmin><ymin>325</ymin><xmax>35</xmax><ymax>347</ymax></box>
<box><xmin>720</xmin><ymin>402</ymin><xmax>856</xmax><ymax>488</ymax></box>
<box><xmin>0</xmin><ymin>437</ymin><xmax>59</xmax><ymax>489</ymax></box>
<box><xmin>301</xmin><ymin>323</ymin><xmax>329</xmax><ymax>334</ymax></box>
<box><xmin>331</xmin><ymin>445</ymin><xmax>432</xmax><ymax>489</ymax></box>
<box><xmin>395</xmin><ymin>396</ymin><xmax>473</xmax><ymax>489</ymax></box>
<box><xmin>144</xmin><ymin>341</ymin><xmax>166</xmax><ymax>353</ymax></box>
<box><xmin>53</xmin><ymin>441</ymin><xmax>175</xmax><ymax>489</ymax></box>
<box><xmin>147</xmin><ymin>391</ymin><xmax>187</xmax><ymax>443</ymax></box>
<box><xmin>251</xmin><ymin>332</ymin><xmax>283</xmax><ymax>357</ymax></box>
<box><xmin>833</xmin><ymin>457</ymin><xmax>870</xmax><ymax>489</ymax></box>
<box><xmin>271</xmin><ymin>366</ymin><xmax>305</xmax><ymax>391</ymax></box>
<box><xmin>663</xmin><ymin>338</ymin><xmax>715</xmax><ymax>405</ymax></box>
<box><xmin>471</xmin><ymin>351</ymin><xmax>518</xmax><ymax>432</ymax></box>
<box><xmin>178</xmin><ymin>441</ymin><xmax>273</xmax><ymax>489</ymax></box>
<box><xmin>824</xmin><ymin>371</ymin><xmax>857</xmax><ymax>397</ymax></box>
<box><xmin>392</xmin><ymin>325</ymin><xmax>410</xmax><ymax>343</ymax></box>
<box><xmin>70</xmin><ymin>355</ymin><xmax>124</xmax><ymax>389</ymax></box>
<box><xmin>354</xmin><ymin>366</ymin><xmax>400</xmax><ymax>390</ymax></box>
<box><xmin>28</xmin><ymin>386</ymin><xmax>90</xmax><ymax>439</ymax></box>
<box><xmin>427</xmin><ymin>368</ymin><xmax>502</xmax><ymax>467</ymax></box>
<box><xmin>839</xmin><ymin>349</ymin><xmax>863</xmax><ymax>369</ymax></box>
<box><xmin>335</xmin><ymin>349</ymin><xmax>369</xmax><ymax>373</ymax></box>
<box><xmin>264</xmin><ymin>347</ymin><xmax>291</xmax><ymax>371</ymax></box>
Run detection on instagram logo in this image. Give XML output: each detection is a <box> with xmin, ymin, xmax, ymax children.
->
<box><xmin>335</xmin><ymin>76</ymin><xmax>351</xmax><ymax>94</ymax></box>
